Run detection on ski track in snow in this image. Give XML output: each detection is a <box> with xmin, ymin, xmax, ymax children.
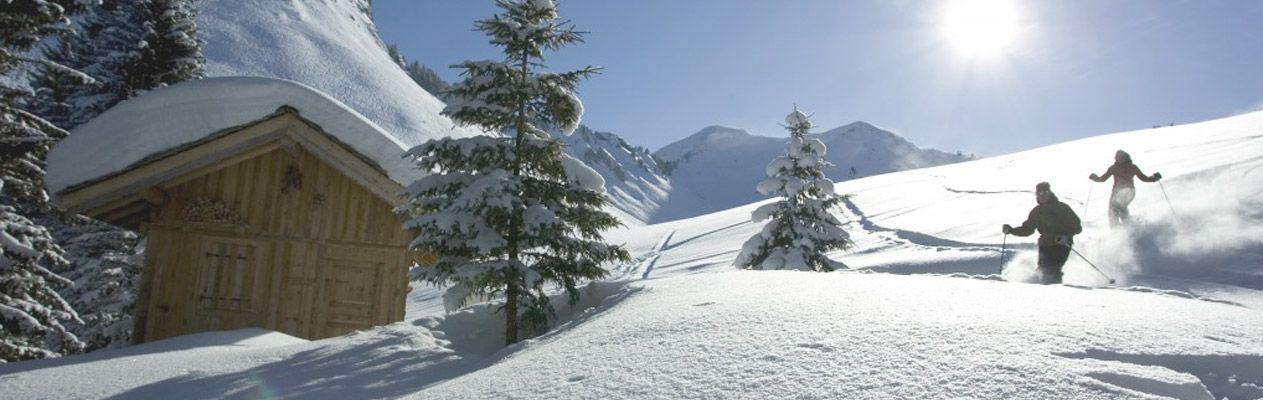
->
<box><xmin>663</xmin><ymin>222</ymin><xmax>744</xmax><ymax>249</ymax></box>
<box><xmin>1056</xmin><ymin>349</ymin><xmax>1263</xmax><ymax>400</ymax></box>
<box><xmin>842</xmin><ymin>195</ymin><xmax>1008</xmax><ymax>250</ymax></box>
<box><xmin>614</xmin><ymin>229</ymin><xmax>676</xmax><ymax>280</ymax></box>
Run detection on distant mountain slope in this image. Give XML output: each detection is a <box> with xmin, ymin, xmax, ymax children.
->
<box><xmin>556</xmin><ymin>126</ymin><xmax>672</xmax><ymax>224</ymax></box>
<box><xmin>648</xmin><ymin>122</ymin><xmax>974</xmax><ymax>223</ymax></box>
<box><xmin>196</xmin><ymin>0</ymin><xmax>481</xmax><ymax>147</ymax></box>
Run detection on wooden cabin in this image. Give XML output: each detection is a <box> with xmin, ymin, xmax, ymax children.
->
<box><xmin>56</xmin><ymin>105</ymin><xmax>416</xmax><ymax>343</ymax></box>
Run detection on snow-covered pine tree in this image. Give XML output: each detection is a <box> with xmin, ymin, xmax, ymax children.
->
<box><xmin>1</xmin><ymin>0</ymin><xmax>95</xmax><ymax>363</ymax></box>
<box><xmin>28</xmin><ymin>0</ymin><xmax>204</xmax><ymax>131</ymax></box>
<box><xmin>734</xmin><ymin>108</ymin><xmax>854</xmax><ymax>272</ymax></box>
<box><xmin>24</xmin><ymin>40</ymin><xmax>92</xmax><ymax>130</ymax></box>
<box><xmin>53</xmin><ymin>215</ymin><xmax>141</xmax><ymax>352</ymax></box>
<box><xmin>64</xmin><ymin>0</ymin><xmax>147</xmax><ymax>125</ymax></box>
<box><xmin>399</xmin><ymin>0</ymin><xmax>628</xmax><ymax>345</ymax></box>
<box><xmin>137</xmin><ymin>0</ymin><xmax>204</xmax><ymax>86</ymax></box>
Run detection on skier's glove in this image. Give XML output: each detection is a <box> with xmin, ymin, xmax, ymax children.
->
<box><xmin>1002</xmin><ymin>224</ymin><xmax>1012</xmax><ymax>234</ymax></box>
<box><xmin>1055</xmin><ymin>235</ymin><xmax>1070</xmax><ymax>247</ymax></box>
<box><xmin>1152</xmin><ymin>172</ymin><xmax>1162</xmax><ymax>181</ymax></box>
<box><xmin>1089</xmin><ymin>173</ymin><xmax>1099</xmax><ymax>180</ymax></box>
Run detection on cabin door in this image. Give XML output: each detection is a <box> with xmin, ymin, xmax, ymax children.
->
<box><xmin>317</xmin><ymin>245</ymin><xmax>400</xmax><ymax>338</ymax></box>
<box><xmin>188</xmin><ymin>236</ymin><xmax>268</xmax><ymax>333</ymax></box>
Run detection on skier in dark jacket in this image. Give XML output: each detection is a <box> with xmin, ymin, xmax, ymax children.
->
<box><xmin>1003</xmin><ymin>182</ymin><xmax>1083</xmax><ymax>284</ymax></box>
<box><xmin>1090</xmin><ymin>150</ymin><xmax>1161</xmax><ymax>227</ymax></box>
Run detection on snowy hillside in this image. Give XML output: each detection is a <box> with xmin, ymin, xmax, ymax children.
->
<box><xmin>196</xmin><ymin>0</ymin><xmax>482</xmax><ymax>147</ymax></box>
<box><xmin>650</xmin><ymin>122</ymin><xmax>974</xmax><ymax>223</ymax></box>
<box><xmin>11</xmin><ymin>2</ymin><xmax>1261</xmax><ymax>398</ymax></box>
<box><xmin>8</xmin><ymin>107</ymin><xmax>1262</xmax><ymax>400</ymax></box>
<box><xmin>556</xmin><ymin>125</ymin><xmax>673</xmax><ymax>224</ymax></box>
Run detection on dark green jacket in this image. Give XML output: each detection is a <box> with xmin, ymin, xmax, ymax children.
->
<box><xmin>1011</xmin><ymin>194</ymin><xmax>1082</xmax><ymax>246</ymax></box>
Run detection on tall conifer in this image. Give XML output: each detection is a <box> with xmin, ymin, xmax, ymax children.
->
<box><xmin>399</xmin><ymin>0</ymin><xmax>628</xmax><ymax>345</ymax></box>
<box><xmin>1</xmin><ymin>0</ymin><xmax>96</xmax><ymax>363</ymax></box>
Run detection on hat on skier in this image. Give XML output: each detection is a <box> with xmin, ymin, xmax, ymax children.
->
<box><xmin>1035</xmin><ymin>182</ymin><xmax>1051</xmax><ymax>193</ymax></box>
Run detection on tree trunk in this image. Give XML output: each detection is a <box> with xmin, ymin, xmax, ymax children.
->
<box><xmin>504</xmin><ymin>280</ymin><xmax>519</xmax><ymax>345</ymax></box>
<box><xmin>501</xmin><ymin>46</ymin><xmax>532</xmax><ymax>347</ymax></box>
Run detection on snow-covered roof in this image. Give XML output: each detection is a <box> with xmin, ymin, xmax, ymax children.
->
<box><xmin>196</xmin><ymin>0</ymin><xmax>483</xmax><ymax>155</ymax></box>
<box><xmin>46</xmin><ymin>76</ymin><xmax>430</xmax><ymax>196</ymax></box>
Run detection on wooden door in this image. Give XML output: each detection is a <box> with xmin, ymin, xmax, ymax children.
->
<box><xmin>187</xmin><ymin>236</ymin><xmax>268</xmax><ymax>333</ymax></box>
<box><xmin>317</xmin><ymin>245</ymin><xmax>403</xmax><ymax>338</ymax></box>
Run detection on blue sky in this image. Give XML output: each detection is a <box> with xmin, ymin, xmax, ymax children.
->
<box><xmin>372</xmin><ymin>0</ymin><xmax>1263</xmax><ymax>157</ymax></box>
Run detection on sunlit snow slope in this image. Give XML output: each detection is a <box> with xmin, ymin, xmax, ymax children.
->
<box><xmin>197</xmin><ymin>0</ymin><xmax>482</xmax><ymax>146</ymax></box>
<box><xmin>7</xmin><ymin>102</ymin><xmax>1263</xmax><ymax>400</ymax></box>
<box><xmin>603</xmin><ymin>110</ymin><xmax>1263</xmax><ymax>308</ymax></box>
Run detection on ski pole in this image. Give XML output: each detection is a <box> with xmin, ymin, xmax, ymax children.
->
<box><xmin>999</xmin><ymin>233</ymin><xmax>1008</xmax><ymax>275</ymax></box>
<box><xmin>1070</xmin><ymin>247</ymin><xmax>1115</xmax><ymax>284</ymax></box>
<box><xmin>1158</xmin><ymin>181</ymin><xmax>1179</xmax><ymax>221</ymax></box>
<box><xmin>1082</xmin><ymin>183</ymin><xmax>1093</xmax><ymax>218</ymax></box>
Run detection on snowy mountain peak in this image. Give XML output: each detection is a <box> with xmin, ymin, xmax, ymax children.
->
<box><xmin>826</xmin><ymin>121</ymin><xmax>906</xmax><ymax>142</ymax></box>
<box><xmin>691</xmin><ymin>125</ymin><xmax>755</xmax><ymax>145</ymax></box>
<box><xmin>635</xmin><ymin>121</ymin><xmax>973</xmax><ymax>223</ymax></box>
<box><xmin>653</xmin><ymin>125</ymin><xmax>760</xmax><ymax>166</ymax></box>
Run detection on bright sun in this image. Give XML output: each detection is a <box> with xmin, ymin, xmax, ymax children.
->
<box><xmin>941</xmin><ymin>0</ymin><xmax>1022</xmax><ymax>59</ymax></box>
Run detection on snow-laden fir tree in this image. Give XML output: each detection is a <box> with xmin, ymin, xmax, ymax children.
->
<box><xmin>23</xmin><ymin>40</ymin><xmax>90</xmax><ymax>130</ymax></box>
<box><xmin>1</xmin><ymin>0</ymin><xmax>97</xmax><ymax>363</ymax></box>
<box><xmin>734</xmin><ymin>108</ymin><xmax>854</xmax><ymax>272</ymax></box>
<box><xmin>26</xmin><ymin>0</ymin><xmax>204</xmax><ymax>130</ymax></box>
<box><xmin>399</xmin><ymin>0</ymin><xmax>628</xmax><ymax>345</ymax></box>
<box><xmin>54</xmin><ymin>0</ymin><xmax>146</xmax><ymax>127</ymax></box>
<box><xmin>139</xmin><ymin>0</ymin><xmax>204</xmax><ymax>86</ymax></box>
<box><xmin>53</xmin><ymin>216</ymin><xmax>141</xmax><ymax>352</ymax></box>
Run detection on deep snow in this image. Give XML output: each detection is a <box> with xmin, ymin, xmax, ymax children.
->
<box><xmin>6</xmin><ymin>109</ymin><xmax>1263</xmax><ymax>400</ymax></box>
<box><xmin>8</xmin><ymin>0</ymin><xmax>1263</xmax><ymax>398</ymax></box>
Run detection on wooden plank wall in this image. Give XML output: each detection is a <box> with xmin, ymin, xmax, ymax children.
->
<box><xmin>154</xmin><ymin>146</ymin><xmax>410</xmax><ymax>246</ymax></box>
<box><xmin>138</xmin><ymin>144</ymin><xmax>411</xmax><ymax>342</ymax></box>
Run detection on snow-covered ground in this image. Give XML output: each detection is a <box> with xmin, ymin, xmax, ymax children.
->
<box><xmin>5</xmin><ymin>109</ymin><xmax>1263</xmax><ymax>399</ymax></box>
<box><xmin>10</xmin><ymin>0</ymin><xmax>1263</xmax><ymax>397</ymax></box>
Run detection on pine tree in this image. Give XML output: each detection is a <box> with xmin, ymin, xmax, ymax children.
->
<box><xmin>1</xmin><ymin>0</ymin><xmax>95</xmax><ymax>363</ymax></box>
<box><xmin>735</xmin><ymin>108</ymin><xmax>855</xmax><ymax>272</ymax></box>
<box><xmin>27</xmin><ymin>0</ymin><xmax>204</xmax><ymax>131</ymax></box>
<box><xmin>53</xmin><ymin>216</ymin><xmax>141</xmax><ymax>352</ymax></box>
<box><xmin>137</xmin><ymin>0</ymin><xmax>204</xmax><ymax>87</ymax></box>
<box><xmin>403</xmin><ymin>61</ymin><xmax>451</xmax><ymax>101</ymax></box>
<box><xmin>400</xmin><ymin>0</ymin><xmax>628</xmax><ymax>345</ymax></box>
<box><xmin>70</xmin><ymin>0</ymin><xmax>148</xmax><ymax>124</ymax></box>
<box><xmin>24</xmin><ymin>39</ymin><xmax>93</xmax><ymax>130</ymax></box>
<box><xmin>387</xmin><ymin>43</ymin><xmax>406</xmax><ymax>67</ymax></box>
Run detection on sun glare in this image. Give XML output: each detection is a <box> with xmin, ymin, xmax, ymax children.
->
<box><xmin>941</xmin><ymin>0</ymin><xmax>1022</xmax><ymax>59</ymax></box>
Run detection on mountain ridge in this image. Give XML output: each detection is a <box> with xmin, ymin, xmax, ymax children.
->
<box><xmin>557</xmin><ymin>120</ymin><xmax>974</xmax><ymax>224</ymax></box>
